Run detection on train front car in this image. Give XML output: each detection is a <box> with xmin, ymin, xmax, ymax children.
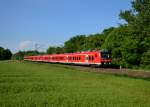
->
<box><xmin>99</xmin><ymin>50</ymin><xmax>112</xmax><ymax>66</ymax></box>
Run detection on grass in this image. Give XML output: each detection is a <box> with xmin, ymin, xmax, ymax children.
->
<box><xmin>0</xmin><ymin>61</ymin><xmax>150</xmax><ymax>107</ymax></box>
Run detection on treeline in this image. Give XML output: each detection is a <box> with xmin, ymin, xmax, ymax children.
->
<box><xmin>101</xmin><ymin>0</ymin><xmax>150</xmax><ymax>68</ymax></box>
<box><xmin>0</xmin><ymin>47</ymin><xmax>12</xmax><ymax>60</ymax></box>
<box><xmin>12</xmin><ymin>50</ymin><xmax>45</xmax><ymax>60</ymax></box>
<box><xmin>47</xmin><ymin>27</ymin><xmax>114</xmax><ymax>54</ymax></box>
<box><xmin>47</xmin><ymin>0</ymin><xmax>150</xmax><ymax>68</ymax></box>
<box><xmin>13</xmin><ymin>0</ymin><xmax>150</xmax><ymax>69</ymax></box>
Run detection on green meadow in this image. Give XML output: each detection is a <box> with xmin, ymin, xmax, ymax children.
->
<box><xmin>0</xmin><ymin>61</ymin><xmax>150</xmax><ymax>107</ymax></box>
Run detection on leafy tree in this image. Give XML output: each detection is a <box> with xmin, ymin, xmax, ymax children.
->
<box><xmin>12</xmin><ymin>51</ymin><xmax>24</xmax><ymax>60</ymax></box>
<box><xmin>4</xmin><ymin>49</ymin><xmax>12</xmax><ymax>59</ymax></box>
<box><xmin>120</xmin><ymin>0</ymin><xmax>150</xmax><ymax>53</ymax></box>
<box><xmin>84</xmin><ymin>34</ymin><xmax>104</xmax><ymax>50</ymax></box>
<box><xmin>55</xmin><ymin>46</ymin><xmax>65</xmax><ymax>54</ymax></box>
<box><xmin>141</xmin><ymin>50</ymin><xmax>150</xmax><ymax>65</ymax></box>
<box><xmin>47</xmin><ymin>46</ymin><xmax>64</xmax><ymax>54</ymax></box>
<box><xmin>119</xmin><ymin>0</ymin><xmax>150</xmax><ymax>67</ymax></box>
<box><xmin>24</xmin><ymin>50</ymin><xmax>39</xmax><ymax>56</ymax></box>
<box><xmin>12</xmin><ymin>50</ymin><xmax>42</xmax><ymax>60</ymax></box>
<box><xmin>47</xmin><ymin>47</ymin><xmax>56</xmax><ymax>54</ymax></box>
<box><xmin>0</xmin><ymin>47</ymin><xmax>12</xmax><ymax>60</ymax></box>
<box><xmin>64</xmin><ymin>35</ymin><xmax>86</xmax><ymax>52</ymax></box>
<box><xmin>0</xmin><ymin>47</ymin><xmax>5</xmax><ymax>60</ymax></box>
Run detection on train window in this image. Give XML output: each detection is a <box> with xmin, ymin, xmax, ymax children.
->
<box><xmin>89</xmin><ymin>56</ymin><xmax>91</xmax><ymax>60</ymax></box>
<box><xmin>92</xmin><ymin>56</ymin><xmax>94</xmax><ymax>60</ymax></box>
<box><xmin>101</xmin><ymin>52</ymin><xmax>110</xmax><ymax>59</ymax></box>
<box><xmin>85</xmin><ymin>56</ymin><xmax>88</xmax><ymax>60</ymax></box>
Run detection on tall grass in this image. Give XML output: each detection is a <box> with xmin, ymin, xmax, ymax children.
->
<box><xmin>0</xmin><ymin>61</ymin><xmax>150</xmax><ymax>107</ymax></box>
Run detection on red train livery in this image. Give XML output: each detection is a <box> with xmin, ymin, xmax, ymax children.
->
<box><xmin>24</xmin><ymin>50</ymin><xmax>112</xmax><ymax>66</ymax></box>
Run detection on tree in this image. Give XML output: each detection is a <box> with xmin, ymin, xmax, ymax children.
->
<box><xmin>4</xmin><ymin>49</ymin><xmax>12</xmax><ymax>59</ymax></box>
<box><xmin>0</xmin><ymin>47</ymin><xmax>12</xmax><ymax>60</ymax></box>
<box><xmin>47</xmin><ymin>46</ymin><xmax>64</xmax><ymax>54</ymax></box>
<box><xmin>12</xmin><ymin>50</ymin><xmax>42</xmax><ymax>60</ymax></box>
<box><xmin>55</xmin><ymin>46</ymin><xmax>65</xmax><ymax>54</ymax></box>
<box><xmin>47</xmin><ymin>47</ymin><xmax>56</xmax><ymax>54</ymax></box>
<box><xmin>64</xmin><ymin>35</ymin><xmax>86</xmax><ymax>53</ymax></box>
<box><xmin>141</xmin><ymin>50</ymin><xmax>150</xmax><ymax>65</ymax></box>
<box><xmin>84</xmin><ymin>34</ymin><xmax>104</xmax><ymax>50</ymax></box>
<box><xmin>118</xmin><ymin>0</ymin><xmax>150</xmax><ymax>67</ymax></box>
<box><xmin>0</xmin><ymin>47</ymin><xmax>5</xmax><ymax>60</ymax></box>
<box><xmin>12</xmin><ymin>51</ymin><xmax>24</xmax><ymax>60</ymax></box>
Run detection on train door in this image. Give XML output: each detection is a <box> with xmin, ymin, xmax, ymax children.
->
<box><xmin>88</xmin><ymin>55</ymin><xmax>94</xmax><ymax>64</ymax></box>
<box><xmin>66</xmin><ymin>56</ymin><xmax>68</xmax><ymax>63</ymax></box>
<box><xmin>85</xmin><ymin>55</ymin><xmax>88</xmax><ymax>64</ymax></box>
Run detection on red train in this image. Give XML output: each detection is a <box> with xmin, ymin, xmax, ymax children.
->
<box><xmin>24</xmin><ymin>50</ymin><xmax>112</xmax><ymax>66</ymax></box>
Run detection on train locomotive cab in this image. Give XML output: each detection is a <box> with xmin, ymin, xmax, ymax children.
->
<box><xmin>99</xmin><ymin>50</ymin><xmax>111</xmax><ymax>66</ymax></box>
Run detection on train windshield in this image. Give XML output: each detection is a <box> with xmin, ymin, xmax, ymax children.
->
<box><xmin>101</xmin><ymin>52</ymin><xmax>110</xmax><ymax>59</ymax></box>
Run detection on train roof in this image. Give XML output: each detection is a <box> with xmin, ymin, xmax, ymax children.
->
<box><xmin>24</xmin><ymin>50</ymin><xmax>110</xmax><ymax>57</ymax></box>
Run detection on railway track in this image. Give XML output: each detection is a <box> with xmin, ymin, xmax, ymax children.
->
<box><xmin>68</xmin><ymin>65</ymin><xmax>150</xmax><ymax>79</ymax></box>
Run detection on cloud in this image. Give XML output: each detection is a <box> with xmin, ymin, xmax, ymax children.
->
<box><xmin>18</xmin><ymin>40</ymin><xmax>35</xmax><ymax>50</ymax></box>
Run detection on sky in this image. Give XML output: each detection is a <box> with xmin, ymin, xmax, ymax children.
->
<box><xmin>0</xmin><ymin>0</ymin><xmax>132</xmax><ymax>53</ymax></box>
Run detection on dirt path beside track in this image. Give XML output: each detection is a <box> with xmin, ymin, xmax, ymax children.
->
<box><xmin>69</xmin><ymin>65</ymin><xmax>150</xmax><ymax>79</ymax></box>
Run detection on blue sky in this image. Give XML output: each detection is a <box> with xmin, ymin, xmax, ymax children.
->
<box><xmin>0</xmin><ymin>0</ymin><xmax>132</xmax><ymax>53</ymax></box>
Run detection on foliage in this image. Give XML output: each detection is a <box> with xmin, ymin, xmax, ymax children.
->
<box><xmin>12</xmin><ymin>50</ymin><xmax>42</xmax><ymax>60</ymax></box>
<box><xmin>141</xmin><ymin>49</ymin><xmax>150</xmax><ymax>65</ymax></box>
<box><xmin>101</xmin><ymin>0</ymin><xmax>150</xmax><ymax>68</ymax></box>
<box><xmin>63</xmin><ymin>27</ymin><xmax>114</xmax><ymax>53</ymax></box>
<box><xmin>11</xmin><ymin>51</ymin><xmax>24</xmax><ymax>60</ymax></box>
<box><xmin>47</xmin><ymin>46</ymin><xmax>64</xmax><ymax>54</ymax></box>
<box><xmin>64</xmin><ymin>35</ymin><xmax>86</xmax><ymax>53</ymax></box>
<box><xmin>0</xmin><ymin>47</ymin><xmax>12</xmax><ymax>60</ymax></box>
<box><xmin>84</xmin><ymin>34</ymin><xmax>104</xmax><ymax>50</ymax></box>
